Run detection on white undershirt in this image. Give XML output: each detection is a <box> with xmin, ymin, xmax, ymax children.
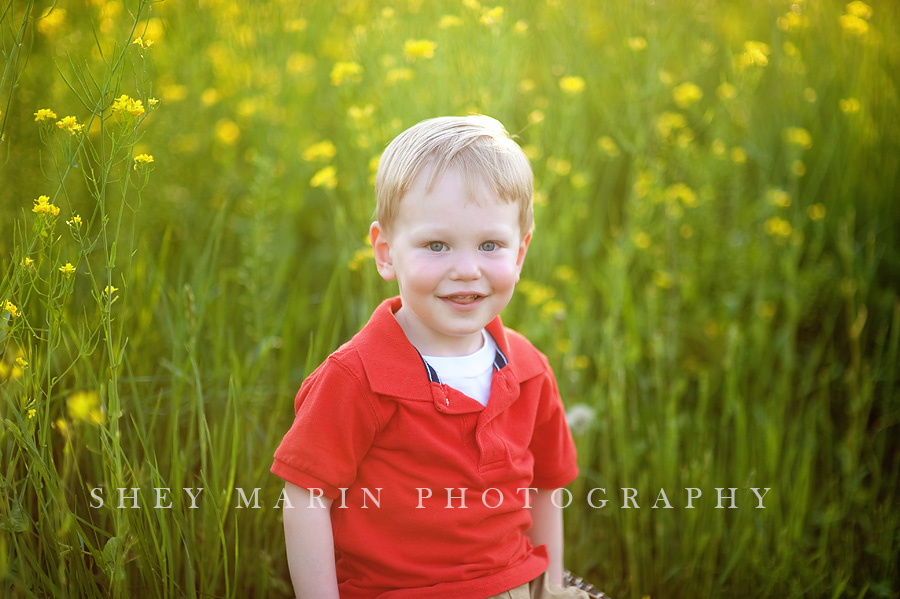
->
<box><xmin>421</xmin><ymin>330</ymin><xmax>497</xmax><ymax>406</ymax></box>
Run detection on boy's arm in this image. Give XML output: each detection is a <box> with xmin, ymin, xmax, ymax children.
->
<box><xmin>282</xmin><ymin>482</ymin><xmax>340</xmax><ymax>599</ymax></box>
<box><xmin>526</xmin><ymin>488</ymin><xmax>565</xmax><ymax>587</ymax></box>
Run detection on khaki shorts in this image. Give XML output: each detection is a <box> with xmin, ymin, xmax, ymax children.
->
<box><xmin>485</xmin><ymin>572</ymin><xmax>592</xmax><ymax>599</ymax></box>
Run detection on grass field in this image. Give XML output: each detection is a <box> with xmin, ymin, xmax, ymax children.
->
<box><xmin>1</xmin><ymin>0</ymin><xmax>899</xmax><ymax>597</ymax></box>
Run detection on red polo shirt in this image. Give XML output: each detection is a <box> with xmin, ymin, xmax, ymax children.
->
<box><xmin>272</xmin><ymin>297</ymin><xmax>578</xmax><ymax>598</ymax></box>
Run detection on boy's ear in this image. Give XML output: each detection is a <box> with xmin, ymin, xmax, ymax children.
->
<box><xmin>369</xmin><ymin>221</ymin><xmax>396</xmax><ymax>282</ymax></box>
<box><xmin>515</xmin><ymin>232</ymin><xmax>532</xmax><ymax>282</ymax></box>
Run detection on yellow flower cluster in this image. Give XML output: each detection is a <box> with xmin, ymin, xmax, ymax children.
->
<box><xmin>310</xmin><ymin>166</ymin><xmax>338</xmax><ymax>189</ymax></box>
<box><xmin>840</xmin><ymin>97</ymin><xmax>861</xmax><ymax>114</ymax></box>
<box><xmin>439</xmin><ymin>15</ymin><xmax>463</xmax><ymax>29</ymax></box>
<box><xmin>56</xmin><ymin>116</ymin><xmax>84</xmax><ymax>134</ymax></box>
<box><xmin>59</xmin><ymin>263</ymin><xmax>76</xmax><ymax>277</ymax></box>
<box><xmin>404</xmin><ymin>39</ymin><xmax>437</xmax><ymax>61</ymax></box>
<box><xmin>738</xmin><ymin>41</ymin><xmax>771</xmax><ymax>68</ymax></box>
<box><xmin>559</xmin><ymin>76</ymin><xmax>586</xmax><ymax>95</ymax></box>
<box><xmin>479</xmin><ymin>6</ymin><xmax>504</xmax><ymax>26</ymax></box>
<box><xmin>133</xmin><ymin>154</ymin><xmax>154</xmax><ymax>169</ymax></box>
<box><xmin>112</xmin><ymin>94</ymin><xmax>146</xmax><ymax>117</ymax></box>
<box><xmin>765</xmin><ymin>216</ymin><xmax>793</xmax><ymax>238</ymax></box>
<box><xmin>783</xmin><ymin>127</ymin><xmax>813</xmax><ymax>149</ymax></box>
<box><xmin>597</xmin><ymin>136</ymin><xmax>621</xmax><ymax>158</ymax></box>
<box><xmin>665</xmin><ymin>183</ymin><xmax>697</xmax><ymax>207</ymax></box>
<box><xmin>628</xmin><ymin>37</ymin><xmax>648</xmax><ymax>51</ymax></box>
<box><xmin>331</xmin><ymin>61</ymin><xmax>363</xmax><ymax>86</ymax></box>
<box><xmin>808</xmin><ymin>203</ymin><xmax>827</xmax><ymax>221</ymax></box>
<box><xmin>34</xmin><ymin>108</ymin><xmax>57</xmax><ymax>122</ymax></box>
<box><xmin>32</xmin><ymin>195</ymin><xmax>60</xmax><ymax>216</ymax></box>
<box><xmin>3</xmin><ymin>300</ymin><xmax>20</xmax><ymax>317</ymax></box>
<box><xmin>36</xmin><ymin>7</ymin><xmax>66</xmax><ymax>37</ymax></box>
<box><xmin>67</xmin><ymin>391</ymin><xmax>106</xmax><ymax>425</ymax></box>
<box><xmin>302</xmin><ymin>140</ymin><xmax>337</xmax><ymax>162</ymax></box>
<box><xmin>673</xmin><ymin>82</ymin><xmax>703</xmax><ymax>108</ymax></box>
<box><xmin>840</xmin><ymin>1</ymin><xmax>872</xmax><ymax>35</ymax></box>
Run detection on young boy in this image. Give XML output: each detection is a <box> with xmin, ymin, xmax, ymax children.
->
<box><xmin>272</xmin><ymin>115</ymin><xmax>586</xmax><ymax>598</ymax></box>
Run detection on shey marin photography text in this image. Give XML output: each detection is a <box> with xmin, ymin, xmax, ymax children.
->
<box><xmin>87</xmin><ymin>486</ymin><xmax>772</xmax><ymax>510</ymax></box>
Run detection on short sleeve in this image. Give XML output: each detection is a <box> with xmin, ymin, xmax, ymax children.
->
<box><xmin>528</xmin><ymin>367</ymin><xmax>579</xmax><ymax>489</ymax></box>
<box><xmin>271</xmin><ymin>355</ymin><xmax>381</xmax><ymax>498</ymax></box>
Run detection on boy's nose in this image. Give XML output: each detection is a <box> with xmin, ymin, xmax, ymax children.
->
<box><xmin>449</xmin><ymin>251</ymin><xmax>481</xmax><ymax>280</ymax></box>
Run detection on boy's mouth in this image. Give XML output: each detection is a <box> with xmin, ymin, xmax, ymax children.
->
<box><xmin>441</xmin><ymin>293</ymin><xmax>484</xmax><ymax>305</ymax></box>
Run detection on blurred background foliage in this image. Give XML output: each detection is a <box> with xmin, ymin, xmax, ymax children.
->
<box><xmin>1</xmin><ymin>0</ymin><xmax>898</xmax><ymax>597</ymax></box>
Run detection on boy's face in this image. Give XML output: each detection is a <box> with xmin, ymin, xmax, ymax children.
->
<box><xmin>370</xmin><ymin>166</ymin><xmax>531</xmax><ymax>357</ymax></box>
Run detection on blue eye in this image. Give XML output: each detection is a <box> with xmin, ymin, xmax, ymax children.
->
<box><xmin>428</xmin><ymin>242</ymin><xmax>446</xmax><ymax>252</ymax></box>
<box><xmin>480</xmin><ymin>241</ymin><xmax>497</xmax><ymax>251</ymax></box>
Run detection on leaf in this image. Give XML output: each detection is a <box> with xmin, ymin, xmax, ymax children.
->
<box><xmin>0</xmin><ymin>501</ymin><xmax>30</xmax><ymax>533</ymax></box>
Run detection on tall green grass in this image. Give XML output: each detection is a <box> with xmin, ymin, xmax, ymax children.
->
<box><xmin>1</xmin><ymin>0</ymin><xmax>898</xmax><ymax>597</ymax></box>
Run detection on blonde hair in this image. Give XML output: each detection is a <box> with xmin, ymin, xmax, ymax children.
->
<box><xmin>375</xmin><ymin>115</ymin><xmax>534</xmax><ymax>235</ymax></box>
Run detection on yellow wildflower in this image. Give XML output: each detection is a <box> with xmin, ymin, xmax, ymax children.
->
<box><xmin>36</xmin><ymin>7</ymin><xmax>67</xmax><ymax>37</ymax></box>
<box><xmin>845</xmin><ymin>1</ymin><xmax>872</xmax><ymax>19</ymax></box>
<box><xmin>514</xmin><ymin>20</ymin><xmax>529</xmax><ymax>34</ymax></box>
<box><xmin>808</xmin><ymin>204</ymin><xmax>827</xmax><ymax>221</ymax></box>
<box><xmin>34</xmin><ymin>108</ymin><xmax>58</xmax><ymax>122</ymax></box>
<box><xmin>104</xmin><ymin>285</ymin><xmax>119</xmax><ymax>295</ymax></box>
<box><xmin>348</xmin><ymin>246</ymin><xmax>375</xmax><ymax>271</ymax></box>
<box><xmin>348</xmin><ymin>104</ymin><xmax>375</xmax><ymax>126</ymax></box>
<box><xmin>310</xmin><ymin>166</ymin><xmax>338</xmax><ymax>189</ymax></box>
<box><xmin>739</xmin><ymin>41</ymin><xmax>771</xmax><ymax>67</ymax></box>
<box><xmin>653</xmin><ymin>271</ymin><xmax>673</xmax><ymax>289</ymax></box>
<box><xmin>767</xmin><ymin>189</ymin><xmax>791</xmax><ymax>208</ymax></box>
<box><xmin>783</xmin><ymin>127</ymin><xmax>813</xmax><ymax>149</ymax></box>
<box><xmin>286</xmin><ymin>53</ymin><xmax>316</xmax><ymax>75</ymax></box>
<box><xmin>712</xmin><ymin>139</ymin><xmax>727</xmax><ymax>157</ymax></box>
<box><xmin>386</xmin><ymin>68</ymin><xmax>414</xmax><ymax>86</ymax></box>
<box><xmin>111</xmin><ymin>94</ymin><xmax>145</xmax><ymax>117</ymax></box>
<box><xmin>59</xmin><ymin>263</ymin><xmax>76</xmax><ymax>277</ymax></box>
<box><xmin>546</xmin><ymin>157</ymin><xmax>571</xmax><ymax>177</ymax></box>
<box><xmin>717</xmin><ymin>82</ymin><xmax>737</xmax><ymax>100</ymax></box>
<box><xmin>731</xmin><ymin>147</ymin><xmax>747</xmax><ymax>163</ymax></box>
<box><xmin>840</xmin><ymin>98</ymin><xmax>861</xmax><ymax>114</ymax></box>
<box><xmin>67</xmin><ymin>391</ymin><xmax>105</xmax><ymax>425</ymax></box>
<box><xmin>480</xmin><ymin>6</ymin><xmax>504</xmax><ymax>25</ymax></box>
<box><xmin>777</xmin><ymin>12</ymin><xmax>809</xmax><ymax>31</ymax></box>
<box><xmin>284</xmin><ymin>18</ymin><xmax>307</xmax><ymax>32</ymax></box>
<box><xmin>765</xmin><ymin>217</ymin><xmax>792</xmax><ymax>237</ymax></box>
<box><xmin>215</xmin><ymin>119</ymin><xmax>240</xmax><ymax>145</ymax></box>
<box><xmin>331</xmin><ymin>61</ymin><xmax>363</xmax><ymax>86</ymax></box>
<box><xmin>665</xmin><ymin>183</ymin><xmax>697</xmax><ymax>207</ymax></box>
<box><xmin>22</xmin><ymin>257</ymin><xmax>34</xmax><ymax>269</ymax></box>
<box><xmin>839</xmin><ymin>13</ymin><xmax>869</xmax><ymax>35</ymax></box>
<box><xmin>302</xmin><ymin>140</ymin><xmax>337</xmax><ymax>162</ymax></box>
<box><xmin>28</xmin><ymin>408</ymin><xmax>36</xmax><ymax>419</ymax></box>
<box><xmin>559</xmin><ymin>76</ymin><xmax>586</xmax><ymax>95</ymax></box>
<box><xmin>3</xmin><ymin>300</ymin><xmax>20</xmax><ymax>317</ymax></box>
<box><xmin>632</xmin><ymin>231</ymin><xmax>652</xmax><ymax>249</ymax></box>
<box><xmin>673</xmin><ymin>82</ymin><xmax>703</xmax><ymax>108</ymax></box>
<box><xmin>32</xmin><ymin>195</ymin><xmax>60</xmax><ymax>216</ymax></box>
<box><xmin>598</xmin><ymin>136</ymin><xmax>621</xmax><ymax>158</ymax></box>
<box><xmin>439</xmin><ymin>15</ymin><xmax>463</xmax><ymax>28</ymax></box>
<box><xmin>628</xmin><ymin>37</ymin><xmax>648</xmax><ymax>51</ymax></box>
<box><xmin>656</xmin><ymin>111</ymin><xmax>686</xmax><ymax>138</ymax></box>
<box><xmin>133</xmin><ymin>154</ymin><xmax>154</xmax><ymax>169</ymax></box>
<box><xmin>67</xmin><ymin>214</ymin><xmax>83</xmax><ymax>227</ymax></box>
<box><xmin>403</xmin><ymin>39</ymin><xmax>437</xmax><ymax>61</ymax></box>
<box><xmin>16</xmin><ymin>356</ymin><xmax>28</xmax><ymax>368</ymax></box>
<box><xmin>56</xmin><ymin>116</ymin><xmax>84</xmax><ymax>134</ymax></box>
<box><xmin>528</xmin><ymin>109</ymin><xmax>544</xmax><ymax>125</ymax></box>
<box><xmin>792</xmin><ymin>160</ymin><xmax>806</xmax><ymax>177</ymax></box>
